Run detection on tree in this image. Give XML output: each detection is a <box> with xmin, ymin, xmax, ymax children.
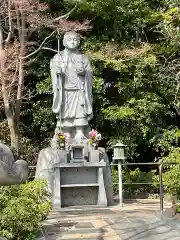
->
<box><xmin>72</xmin><ymin>0</ymin><xmax>180</xmax><ymax>162</ymax></box>
<box><xmin>0</xmin><ymin>0</ymin><xmax>80</xmax><ymax>153</ymax></box>
<box><xmin>1</xmin><ymin>0</ymin><xmax>179</xmax><ymax>164</ymax></box>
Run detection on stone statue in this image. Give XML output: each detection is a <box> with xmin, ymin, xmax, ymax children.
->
<box><xmin>50</xmin><ymin>31</ymin><xmax>93</xmax><ymax>141</ymax></box>
<box><xmin>0</xmin><ymin>142</ymin><xmax>29</xmax><ymax>185</ymax></box>
<box><xmin>35</xmin><ymin>32</ymin><xmax>114</xmax><ymax>208</ymax></box>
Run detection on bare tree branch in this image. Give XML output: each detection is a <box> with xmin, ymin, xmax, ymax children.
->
<box><xmin>42</xmin><ymin>47</ymin><xmax>58</xmax><ymax>53</ymax></box>
<box><xmin>52</xmin><ymin>1</ymin><xmax>78</xmax><ymax>22</ymax></box>
<box><xmin>5</xmin><ymin>0</ymin><xmax>13</xmax><ymax>43</ymax></box>
<box><xmin>0</xmin><ymin>20</ymin><xmax>4</xmax><ymax>63</ymax></box>
<box><xmin>22</xmin><ymin>30</ymin><xmax>56</xmax><ymax>59</ymax></box>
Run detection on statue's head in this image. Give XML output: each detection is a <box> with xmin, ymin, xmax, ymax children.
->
<box><xmin>63</xmin><ymin>31</ymin><xmax>80</xmax><ymax>50</ymax></box>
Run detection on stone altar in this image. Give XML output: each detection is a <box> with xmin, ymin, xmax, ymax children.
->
<box><xmin>0</xmin><ymin>142</ymin><xmax>29</xmax><ymax>185</ymax></box>
<box><xmin>35</xmin><ymin>31</ymin><xmax>113</xmax><ymax>208</ymax></box>
<box><xmin>36</xmin><ymin>146</ymin><xmax>114</xmax><ymax>208</ymax></box>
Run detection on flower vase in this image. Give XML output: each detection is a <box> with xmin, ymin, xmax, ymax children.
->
<box><xmin>89</xmin><ymin>143</ymin><xmax>99</xmax><ymax>162</ymax></box>
<box><xmin>59</xmin><ymin>142</ymin><xmax>65</xmax><ymax>150</ymax></box>
<box><xmin>93</xmin><ymin>142</ymin><xmax>98</xmax><ymax>150</ymax></box>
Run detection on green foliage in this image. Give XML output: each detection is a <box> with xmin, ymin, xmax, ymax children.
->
<box><xmin>0</xmin><ymin>0</ymin><xmax>180</xmax><ymax>165</ymax></box>
<box><xmin>151</xmin><ymin>127</ymin><xmax>180</xmax><ymax>156</ymax></box>
<box><xmin>112</xmin><ymin>147</ymin><xmax>180</xmax><ymax>199</ymax></box>
<box><xmin>176</xmin><ymin>203</ymin><xmax>180</xmax><ymax>213</ymax></box>
<box><xmin>78</xmin><ymin>0</ymin><xmax>180</xmax><ymax>161</ymax></box>
<box><xmin>112</xmin><ymin>167</ymin><xmax>157</xmax><ymax>197</ymax></box>
<box><xmin>0</xmin><ymin>180</ymin><xmax>52</xmax><ymax>240</ymax></box>
<box><xmin>160</xmin><ymin>148</ymin><xmax>180</xmax><ymax>197</ymax></box>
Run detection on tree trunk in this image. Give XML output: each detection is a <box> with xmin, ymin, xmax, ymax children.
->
<box><xmin>0</xmin><ymin>57</ymin><xmax>19</xmax><ymax>151</ymax></box>
<box><xmin>15</xmin><ymin>10</ymin><xmax>26</xmax><ymax>129</ymax></box>
<box><xmin>0</xmin><ymin>16</ymin><xmax>19</xmax><ymax>152</ymax></box>
<box><xmin>5</xmin><ymin>105</ymin><xmax>19</xmax><ymax>151</ymax></box>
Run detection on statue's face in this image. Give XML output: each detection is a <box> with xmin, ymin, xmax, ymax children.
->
<box><xmin>63</xmin><ymin>32</ymin><xmax>80</xmax><ymax>50</ymax></box>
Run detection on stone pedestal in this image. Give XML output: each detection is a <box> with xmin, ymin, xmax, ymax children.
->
<box><xmin>53</xmin><ymin>162</ymin><xmax>107</xmax><ymax>208</ymax></box>
<box><xmin>35</xmin><ymin>145</ymin><xmax>113</xmax><ymax>208</ymax></box>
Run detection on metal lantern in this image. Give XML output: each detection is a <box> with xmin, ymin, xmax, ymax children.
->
<box><xmin>113</xmin><ymin>142</ymin><xmax>127</xmax><ymax>161</ymax></box>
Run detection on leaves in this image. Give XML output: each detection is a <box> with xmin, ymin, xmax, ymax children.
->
<box><xmin>1</xmin><ymin>0</ymin><xmax>180</xmax><ymax>165</ymax></box>
<box><xmin>0</xmin><ymin>180</ymin><xmax>52</xmax><ymax>239</ymax></box>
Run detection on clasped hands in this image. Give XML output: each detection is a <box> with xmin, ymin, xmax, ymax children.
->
<box><xmin>76</xmin><ymin>68</ymin><xmax>86</xmax><ymax>76</ymax></box>
<box><xmin>56</xmin><ymin>66</ymin><xmax>85</xmax><ymax>76</ymax></box>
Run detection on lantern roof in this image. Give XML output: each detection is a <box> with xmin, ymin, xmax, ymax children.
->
<box><xmin>113</xmin><ymin>141</ymin><xmax>127</xmax><ymax>148</ymax></box>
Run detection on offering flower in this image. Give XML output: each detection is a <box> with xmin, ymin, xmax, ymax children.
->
<box><xmin>56</xmin><ymin>132</ymin><xmax>66</xmax><ymax>149</ymax></box>
<box><xmin>89</xmin><ymin>129</ymin><xmax>101</xmax><ymax>147</ymax></box>
<box><xmin>89</xmin><ymin>129</ymin><xmax>97</xmax><ymax>138</ymax></box>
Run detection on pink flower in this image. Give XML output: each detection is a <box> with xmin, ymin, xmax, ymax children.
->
<box><xmin>89</xmin><ymin>129</ymin><xmax>102</xmax><ymax>146</ymax></box>
<box><xmin>89</xmin><ymin>131</ymin><xmax>93</xmax><ymax>137</ymax></box>
<box><xmin>89</xmin><ymin>129</ymin><xmax>97</xmax><ymax>138</ymax></box>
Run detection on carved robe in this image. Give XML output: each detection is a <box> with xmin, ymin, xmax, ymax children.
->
<box><xmin>50</xmin><ymin>49</ymin><xmax>93</xmax><ymax>128</ymax></box>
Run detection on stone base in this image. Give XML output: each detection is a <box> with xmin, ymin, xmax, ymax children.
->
<box><xmin>61</xmin><ymin>186</ymin><xmax>98</xmax><ymax>207</ymax></box>
<box><xmin>35</xmin><ymin>147</ymin><xmax>114</xmax><ymax>208</ymax></box>
<box><xmin>53</xmin><ymin>162</ymin><xmax>107</xmax><ymax>208</ymax></box>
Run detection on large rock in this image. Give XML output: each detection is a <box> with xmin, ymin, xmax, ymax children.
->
<box><xmin>0</xmin><ymin>142</ymin><xmax>29</xmax><ymax>185</ymax></box>
<box><xmin>99</xmin><ymin>147</ymin><xmax>114</xmax><ymax>206</ymax></box>
<box><xmin>35</xmin><ymin>148</ymin><xmax>58</xmax><ymax>195</ymax></box>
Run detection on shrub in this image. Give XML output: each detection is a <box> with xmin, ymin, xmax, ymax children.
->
<box><xmin>160</xmin><ymin>147</ymin><xmax>180</xmax><ymax>198</ymax></box>
<box><xmin>0</xmin><ymin>180</ymin><xmax>52</xmax><ymax>240</ymax></box>
<box><xmin>112</xmin><ymin>167</ymin><xmax>157</xmax><ymax>197</ymax></box>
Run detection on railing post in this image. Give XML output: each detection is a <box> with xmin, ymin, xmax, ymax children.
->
<box><xmin>118</xmin><ymin>160</ymin><xmax>123</xmax><ymax>207</ymax></box>
<box><xmin>159</xmin><ymin>163</ymin><xmax>163</xmax><ymax>216</ymax></box>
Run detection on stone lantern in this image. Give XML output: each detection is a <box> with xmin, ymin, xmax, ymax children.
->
<box><xmin>113</xmin><ymin>142</ymin><xmax>126</xmax><ymax>161</ymax></box>
<box><xmin>113</xmin><ymin>141</ymin><xmax>127</xmax><ymax>207</ymax></box>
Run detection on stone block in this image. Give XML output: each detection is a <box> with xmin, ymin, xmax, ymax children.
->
<box><xmin>54</xmin><ymin>150</ymin><xmax>67</xmax><ymax>164</ymax></box>
<box><xmin>36</xmin><ymin>147</ymin><xmax>114</xmax><ymax>208</ymax></box>
<box><xmin>89</xmin><ymin>149</ymin><xmax>99</xmax><ymax>163</ymax></box>
<box><xmin>60</xmin><ymin>167</ymin><xmax>98</xmax><ymax>185</ymax></box>
<box><xmin>61</xmin><ymin>186</ymin><xmax>98</xmax><ymax>207</ymax></box>
<box><xmin>70</xmin><ymin>144</ymin><xmax>85</xmax><ymax>162</ymax></box>
<box><xmin>72</xmin><ymin>147</ymin><xmax>83</xmax><ymax>159</ymax></box>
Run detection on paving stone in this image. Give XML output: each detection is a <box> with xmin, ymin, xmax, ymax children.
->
<box><xmin>119</xmin><ymin>231</ymin><xmax>153</xmax><ymax>240</ymax></box>
<box><xmin>155</xmin><ymin>231</ymin><xmax>180</xmax><ymax>240</ymax></box>
<box><xmin>173</xmin><ymin>224</ymin><xmax>180</xmax><ymax>234</ymax></box>
<box><xmin>108</xmin><ymin>219</ymin><xmax>129</xmax><ymax>226</ymax></box>
<box><xmin>75</xmin><ymin>222</ymin><xmax>94</xmax><ymax>228</ymax></box>
<box><xmin>44</xmin><ymin>221</ymin><xmax>77</xmax><ymax>228</ymax></box>
<box><xmin>41</xmin><ymin>202</ymin><xmax>180</xmax><ymax>240</ymax></box>
<box><xmin>61</xmin><ymin>229</ymin><xmax>105</xmax><ymax>235</ymax></box>
<box><xmin>60</xmin><ymin>239</ymin><xmax>101</xmax><ymax>240</ymax></box>
<box><xmin>59</xmin><ymin>233</ymin><xmax>102</xmax><ymax>239</ymax></box>
<box><xmin>143</xmin><ymin>216</ymin><xmax>161</xmax><ymax>225</ymax></box>
<box><xmin>115</xmin><ymin>225</ymin><xmax>150</xmax><ymax>239</ymax></box>
<box><xmin>56</xmin><ymin>209</ymin><xmax>114</xmax><ymax>215</ymax></box>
